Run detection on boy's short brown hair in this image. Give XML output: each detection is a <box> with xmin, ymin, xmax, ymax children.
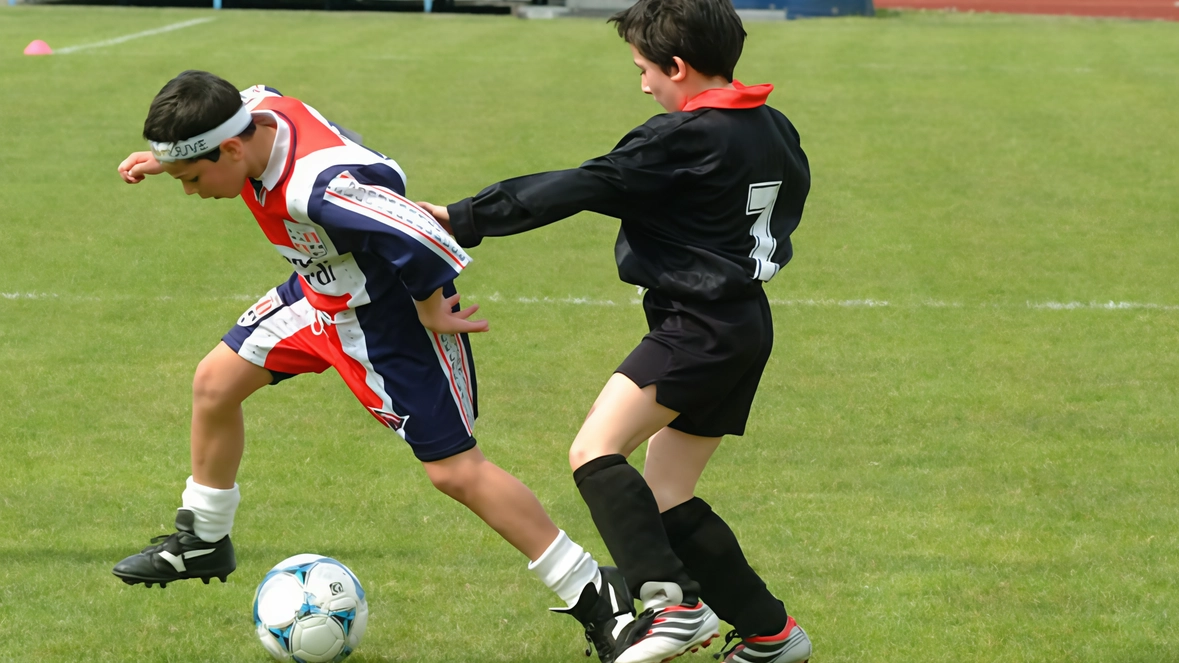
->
<box><xmin>609</xmin><ymin>0</ymin><xmax>747</xmax><ymax>83</ymax></box>
<box><xmin>143</xmin><ymin>70</ymin><xmax>255</xmax><ymax>162</ymax></box>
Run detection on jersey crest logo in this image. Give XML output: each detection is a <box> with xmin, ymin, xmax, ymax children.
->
<box><xmin>369</xmin><ymin>406</ymin><xmax>410</xmax><ymax>438</ymax></box>
<box><xmin>284</xmin><ymin>220</ymin><xmax>328</xmax><ymax>259</ymax></box>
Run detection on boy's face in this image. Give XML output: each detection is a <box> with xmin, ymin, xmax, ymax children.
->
<box><xmin>160</xmin><ymin>140</ymin><xmax>249</xmax><ymax>199</ymax></box>
<box><xmin>631</xmin><ymin>44</ymin><xmax>686</xmax><ymax>113</ymax></box>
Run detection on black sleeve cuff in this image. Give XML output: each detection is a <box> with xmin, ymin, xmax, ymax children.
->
<box><xmin>448</xmin><ymin>198</ymin><xmax>482</xmax><ymax>248</ymax></box>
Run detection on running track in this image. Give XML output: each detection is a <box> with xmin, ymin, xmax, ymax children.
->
<box><xmin>872</xmin><ymin>0</ymin><xmax>1179</xmax><ymax>20</ymax></box>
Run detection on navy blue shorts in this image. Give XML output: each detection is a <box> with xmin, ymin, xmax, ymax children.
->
<box><xmin>224</xmin><ymin>274</ymin><xmax>478</xmax><ymax>462</ymax></box>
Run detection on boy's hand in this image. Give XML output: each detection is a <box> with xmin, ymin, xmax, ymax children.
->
<box><xmin>118</xmin><ymin>151</ymin><xmax>165</xmax><ymax>184</ymax></box>
<box><xmin>413</xmin><ymin>288</ymin><xmax>489</xmax><ymax>335</ymax></box>
<box><xmin>417</xmin><ymin>202</ymin><xmax>452</xmax><ymax>234</ymax></box>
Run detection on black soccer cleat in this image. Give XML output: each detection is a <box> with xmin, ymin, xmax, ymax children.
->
<box><xmin>552</xmin><ymin>566</ymin><xmax>643</xmax><ymax>663</ymax></box>
<box><xmin>112</xmin><ymin>509</ymin><xmax>236</xmax><ymax>588</ymax></box>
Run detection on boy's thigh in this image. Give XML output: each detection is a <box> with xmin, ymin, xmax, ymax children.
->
<box><xmin>193</xmin><ymin>341</ymin><xmax>275</xmax><ymax>402</ymax></box>
<box><xmin>618</xmin><ymin>292</ymin><xmax>773</xmax><ymax>438</ymax></box>
<box><xmin>571</xmin><ymin>373</ymin><xmax>679</xmax><ymax>465</ymax></box>
<box><xmin>223</xmin><ymin>282</ymin><xmax>477</xmax><ymax>463</ymax></box>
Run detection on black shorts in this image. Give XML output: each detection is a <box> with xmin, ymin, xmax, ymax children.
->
<box><xmin>616</xmin><ymin>289</ymin><xmax>773</xmax><ymax>438</ymax></box>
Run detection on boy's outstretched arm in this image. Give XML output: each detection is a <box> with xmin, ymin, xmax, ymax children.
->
<box><xmin>443</xmin><ymin>169</ymin><xmax>624</xmax><ymax>248</ymax></box>
<box><xmin>118</xmin><ymin>151</ymin><xmax>166</xmax><ymax>184</ymax></box>
<box><xmin>412</xmin><ymin>288</ymin><xmax>489</xmax><ymax>335</ymax></box>
<box><xmin>423</xmin><ymin>124</ymin><xmax>675</xmax><ymax>248</ymax></box>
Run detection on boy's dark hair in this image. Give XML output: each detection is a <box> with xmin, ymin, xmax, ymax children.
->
<box><xmin>143</xmin><ymin>70</ymin><xmax>256</xmax><ymax>163</ymax></box>
<box><xmin>609</xmin><ymin>0</ymin><xmax>747</xmax><ymax>83</ymax></box>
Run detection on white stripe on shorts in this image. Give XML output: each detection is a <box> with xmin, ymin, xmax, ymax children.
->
<box><xmin>428</xmin><ymin>331</ymin><xmax>475</xmax><ymax>435</ymax></box>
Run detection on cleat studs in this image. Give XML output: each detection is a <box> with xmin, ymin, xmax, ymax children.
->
<box><xmin>202</xmin><ymin>577</ymin><xmax>211</xmax><ymax>584</ymax></box>
<box><xmin>159</xmin><ymin>583</ymin><xmax>167</xmax><ymax>589</ymax></box>
<box><xmin>218</xmin><ymin>575</ymin><xmax>228</xmax><ymax>583</ymax></box>
<box><xmin>144</xmin><ymin>583</ymin><xmax>152</xmax><ymax>588</ymax></box>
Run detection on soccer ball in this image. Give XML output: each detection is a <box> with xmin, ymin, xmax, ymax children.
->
<box><xmin>253</xmin><ymin>554</ymin><xmax>369</xmax><ymax>662</ymax></box>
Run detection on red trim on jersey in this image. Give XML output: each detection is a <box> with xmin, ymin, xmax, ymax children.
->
<box><xmin>681</xmin><ymin>81</ymin><xmax>773</xmax><ymax>112</ymax></box>
<box><xmin>324</xmin><ymin>189</ymin><xmax>467</xmax><ymax>267</ymax></box>
<box><xmin>297</xmin><ymin>276</ymin><xmax>354</xmax><ymax>315</ymax></box>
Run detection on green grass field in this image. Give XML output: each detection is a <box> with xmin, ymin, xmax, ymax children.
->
<box><xmin>2</xmin><ymin>5</ymin><xmax>1178</xmax><ymax>662</ymax></box>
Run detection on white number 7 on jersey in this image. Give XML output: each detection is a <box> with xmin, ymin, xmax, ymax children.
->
<box><xmin>746</xmin><ymin>181</ymin><xmax>783</xmax><ymax>281</ymax></box>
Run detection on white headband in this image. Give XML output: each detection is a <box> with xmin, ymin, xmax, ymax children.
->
<box><xmin>149</xmin><ymin>105</ymin><xmax>253</xmax><ymax>162</ymax></box>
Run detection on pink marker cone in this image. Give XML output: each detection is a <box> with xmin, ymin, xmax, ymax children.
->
<box><xmin>23</xmin><ymin>40</ymin><xmax>53</xmax><ymax>56</ymax></box>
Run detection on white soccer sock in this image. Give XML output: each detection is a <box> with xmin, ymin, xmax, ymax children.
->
<box><xmin>180</xmin><ymin>476</ymin><xmax>241</xmax><ymax>543</ymax></box>
<box><xmin>528</xmin><ymin>530</ymin><xmax>601</xmax><ymax>608</ymax></box>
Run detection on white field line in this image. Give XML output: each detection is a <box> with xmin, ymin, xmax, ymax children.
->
<box><xmin>4</xmin><ymin>292</ymin><xmax>1176</xmax><ymax>311</ymax></box>
<box><xmin>55</xmin><ymin>18</ymin><xmax>216</xmax><ymax>55</ymax></box>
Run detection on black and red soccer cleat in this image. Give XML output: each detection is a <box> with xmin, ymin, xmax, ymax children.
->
<box><xmin>715</xmin><ymin>616</ymin><xmax>811</xmax><ymax>663</ymax></box>
<box><xmin>112</xmin><ymin>509</ymin><xmax>235</xmax><ymax>588</ymax></box>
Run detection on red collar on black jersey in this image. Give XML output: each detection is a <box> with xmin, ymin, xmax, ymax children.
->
<box><xmin>681</xmin><ymin>81</ymin><xmax>773</xmax><ymax>112</ymax></box>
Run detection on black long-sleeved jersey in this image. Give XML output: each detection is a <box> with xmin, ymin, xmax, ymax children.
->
<box><xmin>448</xmin><ymin>83</ymin><xmax>810</xmax><ymax>302</ymax></box>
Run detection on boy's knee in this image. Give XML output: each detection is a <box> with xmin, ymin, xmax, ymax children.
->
<box><xmin>424</xmin><ymin>460</ymin><xmax>480</xmax><ymax>501</ymax></box>
<box><xmin>568</xmin><ymin>440</ymin><xmax>604</xmax><ymax>472</ymax></box>
<box><xmin>192</xmin><ymin>354</ymin><xmax>244</xmax><ymax>410</ymax></box>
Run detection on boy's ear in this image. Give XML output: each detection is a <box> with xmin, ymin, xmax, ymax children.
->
<box><xmin>669</xmin><ymin>56</ymin><xmax>689</xmax><ymax>82</ymax></box>
<box><xmin>219</xmin><ymin>137</ymin><xmax>247</xmax><ymax>161</ymax></box>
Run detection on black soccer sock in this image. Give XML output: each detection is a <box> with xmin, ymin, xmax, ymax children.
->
<box><xmin>661</xmin><ymin>497</ymin><xmax>788</xmax><ymax>638</ymax></box>
<box><xmin>574</xmin><ymin>454</ymin><xmax>700</xmax><ymax>604</ymax></box>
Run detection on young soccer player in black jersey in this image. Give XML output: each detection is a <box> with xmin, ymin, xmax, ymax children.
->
<box><xmin>422</xmin><ymin>1</ymin><xmax>812</xmax><ymax>662</ymax></box>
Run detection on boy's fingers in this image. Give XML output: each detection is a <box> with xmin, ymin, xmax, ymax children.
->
<box><xmin>455</xmin><ymin>303</ymin><xmax>480</xmax><ymax>319</ymax></box>
<box><xmin>418</xmin><ymin>201</ymin><xmax>453</xmax><ymax>233</ymax></box>
<box><xmin>418</xmin><ymin>201</ymin><xmax>445</xmax><ymax>218</ymax></box>
<box><xmin>464</xmin><ymin>318</ymin><xmax>490</xmax><ymax>333</ymax></box>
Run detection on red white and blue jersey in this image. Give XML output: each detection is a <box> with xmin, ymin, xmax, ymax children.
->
<box><xmin>238</xmin><ymin>85</ymin><xmax>471</xmax><ymax>313</ymax></box>
<box><xmin>223</xmin><ymin>87</ymin><xmax>477</xmax><ymax>461</ymax></box>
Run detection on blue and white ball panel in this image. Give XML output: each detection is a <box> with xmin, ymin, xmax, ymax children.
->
<box><xmin>254</xmin><ymin>555</ymin><xmax>369</xmax><ymax>663</ymax></box>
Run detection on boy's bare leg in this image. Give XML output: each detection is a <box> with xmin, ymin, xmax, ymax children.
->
<box><xmin>423</xmin><ymin>447</ymin><xmax>625</xmax><ymax>644</ymax></box>
<box><xmin>569</xmin><ymin>374</ymin><xmax>720</xmax><ymax>663</ymax></box>
<box><xmin>642</xmin><ymin>427</ymin><xmax>720</xmax><ymax>512</ymax></box>
<box><xmin>645</xmin><ymin>428</ymin><xmax>792</xmax><ymax>642</ymax></box>
<box><xmin>191</xmin><ymin>341</ymin><xmax>273</xmax><ymax>489</ymax></box>
<box><xmin>422</xmin><ymin>447</ymin><xmax>559</xmax><ymax>561</ymax></box>
<box><xmin>569</xmin><ymin>373</ymin><xmax>679</xmax><ymax>468</ymax></box>
<box><xmin>112</xmin><ymin>342</ymin><xmax>268</xmax><ymax>586</ymax></box>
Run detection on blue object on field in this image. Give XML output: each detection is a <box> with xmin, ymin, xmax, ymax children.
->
<box><xmin>213</xmin><ymin>0</ymin><xmax>221</xmax><ymax>8</ymax></box>
<box><xmin>785</xmin><ymin>0</ymin><xmax>873</xmax><ymax>17</ymax></box>
<box><xmin>424</xmin><ymin>0</ymin><xmax>432</xmax><ymax>11</ymax></box>
<box><xmin>730</xmin><ymin>0</ymin><xmax>872</xmax><ymax>16</ymax></box>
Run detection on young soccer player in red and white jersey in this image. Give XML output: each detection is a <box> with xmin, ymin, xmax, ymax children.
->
<box><xmin>113</xmin><ymin>70</ymin><xmax>636</xmax><ymax>662</ymax></box>
<box><xmin>420</xmin><ymin>1</ymin><xmax>814</xmax><ymax>662</ymax></box>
